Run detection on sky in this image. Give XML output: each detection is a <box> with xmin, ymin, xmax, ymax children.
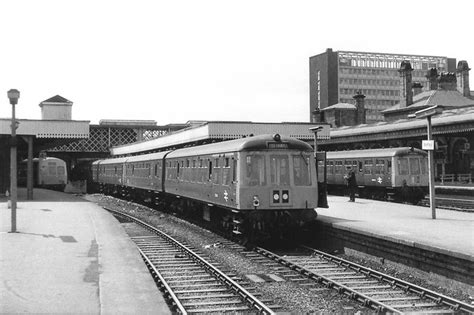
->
<box><xmin>0</xmin><ymin>0</ymin><xmax>473</xmax><ymax>125</ymax></box>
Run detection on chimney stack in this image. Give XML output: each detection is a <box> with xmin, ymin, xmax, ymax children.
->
<box><xmin>426</xmin><ymin>68</ymin><xmax>439</xmax><ymax>90</ymax></box>
<box><xmin>439</xmin><ymin>73</ymin><xmax>457</xmax><ymax>91</ymax></box>
<box><xmin>398</xmin><ymin>60</ymin><xmax>413</xmax><ymax>108</ymax></box>
<box><xmin>412</xmin><ymin>82</ymin><xmax>423</xmax><ymax>96</ymax></box>
<box><xmin>456</xmin><ymin>60</ymin><xmax>471</xmax><ymax>97</ymax></box>
<box><xmin>353</xmin><ymin>91</ymin><xmax>366</xmax><ymax>125</ymax></box>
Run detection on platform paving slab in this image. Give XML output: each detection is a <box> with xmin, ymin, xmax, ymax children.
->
<box><xmin>0</xmin><ymin>188</ymin><xmax>171</xmax><ymax>314</ymax></box>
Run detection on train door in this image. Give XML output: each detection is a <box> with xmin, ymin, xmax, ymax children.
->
<box><xmin>363</xmin><ymin>159</ymin><xmax>374</xmax><ymax>186</ymax></box>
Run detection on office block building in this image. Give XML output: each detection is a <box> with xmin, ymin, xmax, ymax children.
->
<box><xmin>309</xmin><ymin>48</ymin><xmax>456</xmax><ymax>123</ymax></box>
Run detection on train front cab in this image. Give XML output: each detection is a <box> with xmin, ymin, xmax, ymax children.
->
<box><xmin>235</xmin><ymin>145</ymin><xmax>319</xmax><ymax>238</ymax></box>
<box><xmin>37</xmin><ymin>157</ymin><xmax>68</xmax><ymax>191</ymax></box>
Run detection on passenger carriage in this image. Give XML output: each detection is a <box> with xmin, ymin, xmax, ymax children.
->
<box><xmin>323</xmin><ymin>147</ymin><xmax>428</xmax><ymax>203</ymax></box>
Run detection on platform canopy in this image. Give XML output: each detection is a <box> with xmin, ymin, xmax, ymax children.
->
<box><xmin>111</xmin><ymin>121</ymin><xmax>330</xmax><ymax>156</ymax></box>
<box><xmin>0</xmin><ymin>119</ymin><xmax>89</xmax><ymax>139</ymax></box>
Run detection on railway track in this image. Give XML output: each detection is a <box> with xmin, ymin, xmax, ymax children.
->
<box><xmin>105</xmin><ymin>207</ymin><xmax>276</xmax><ymax>314</ymax></box>
<box><xmin>249</xmin><ymin>245</ymin><xmax>474</xmax><ymax>314</ymax></box>
<box><xmin>96</xmin><ymin>196</ymin><xmax>471</xmax><ymax>313</ymax></box>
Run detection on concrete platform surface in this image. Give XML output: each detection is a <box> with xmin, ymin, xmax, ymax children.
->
<box><xmin>0</xmin><ymin>188</ymin><xmax>171</xmax><ymax>314</ymax></box>
<box><xmin>318</xmin><ymin>196</ymin><xmax>474</xmax><ymax>260</ymax></box>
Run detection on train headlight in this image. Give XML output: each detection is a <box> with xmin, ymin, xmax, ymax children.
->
<box><xmin>272</xmin><ymin>190</ymin><xmax>280</xmax><ymax>203</ymax></box>
<box><xmin>273</xmin><ymin>134</ymin><xmax>281</xmax><ymax>142</ymax></box>
<box><xmin>282</xmin><ymin>190</ymin><xmax>289</xmax><ymax>203</ymax></box>
<box><xmin>253</xmin><ymin>195</ymin><xmax>260</xmax><ymax>208</ymax></box>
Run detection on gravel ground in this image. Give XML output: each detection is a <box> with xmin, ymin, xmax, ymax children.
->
<box><xmin>84</xmin><ymin>194</ymin><xmax>473</xmax><ymax>312</ymax></box>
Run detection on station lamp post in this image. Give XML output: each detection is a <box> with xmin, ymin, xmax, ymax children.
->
<box><xmin>409</xmin><ymin>105</ymin><xmax>443</xmax><ymax>219</ymax></box>
<box><xmin>8</xmin><ymin>89</ymin><xmax>20</xmax><ymax>233</ymax></box>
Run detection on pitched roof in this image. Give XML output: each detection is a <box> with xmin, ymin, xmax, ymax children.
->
<box><xmin>40</xmin><ymin>95</ymin><xmax>73</xmax><ymax>104</ymax></box>
<box><xmin>331</xmin><ymin>106</ymin><xmax>474</xmax><ymax>138</ymax></box>
<box><xmin>382</xmin><ymin>90</ymin><xmax>474</xmax><ymax>113</ymax></box>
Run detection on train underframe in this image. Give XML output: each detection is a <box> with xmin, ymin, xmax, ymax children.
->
<box><xmin>96</xmin><ymin>183</ymin><xmax>318</xmax><ymax>244</ymax></box>
<box><xmin>327</xmin><ymin>184</ymin><xmax>427</xmax><ymax>204</ymax></box>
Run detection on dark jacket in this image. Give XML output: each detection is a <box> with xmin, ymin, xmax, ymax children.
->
<box><xmin>347</xmin><ymin>171</ymin><xmax>357</xmax><ymax>187</ymax></box>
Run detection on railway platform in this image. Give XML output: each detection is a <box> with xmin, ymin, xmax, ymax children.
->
<box><xmin>0</xmin><ymin>188</ymin><xmax>171</xmax><ymax>314</ymax></box>
<box><xmin>319</xmin><ymin>195</ymin><xmax>473</xmax><ymax>258</ymax></box>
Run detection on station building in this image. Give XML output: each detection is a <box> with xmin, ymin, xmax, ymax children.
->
<box><xmin>315</xmin><ymin>60</ymin><xmax>474</xmax><ymax>180</ymax></box>
<box><xmin>0</xmin><ymin>95</ymin><xmax>89</xmax><ymax>195</ymax></box>
<box><xmin>309</xmin><ymin>48</ymin><xmax>457</xmax><ymax>123</ymax></box>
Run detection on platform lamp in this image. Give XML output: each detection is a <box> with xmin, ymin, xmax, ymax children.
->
<box><xmin>409</xmin><ymin>105</ymin><xmax>443</xmax><ymax>219</ymax></box>
<box><xmin>7</xmin><ymin>89</ymin><xmax>20</xmax><ymax>233</ymax></box>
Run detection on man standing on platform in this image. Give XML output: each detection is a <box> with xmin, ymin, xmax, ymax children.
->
<box><xmin>346</xmin><ymin>168</ymin><xmax>357</xmax><ymax>202</ymax></box>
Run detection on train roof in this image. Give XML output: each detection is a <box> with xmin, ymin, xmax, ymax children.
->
<box><xmin>167</xmin><ymin>134</ymin><xmax>313</xmax><ymax>158</ymax></box>
<box><xmin>124</xmin><ymin>151</ymin><xmax>170</xmax><ymax>163</ymax></box>
<box><xmin>93</xmin><ymin>157</ymin><xmax>130</xmax><ymax>165</ymax></box>
<box><xmin>326</xmin><ymin>147</ymin><xmax>427</xmax><ymax>159</ymax></box>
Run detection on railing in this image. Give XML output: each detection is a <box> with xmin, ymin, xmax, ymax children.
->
<box><xmin>439</xmin><ymin>173</ymin><xmax>472</xmax><ymax>184</ymax></box>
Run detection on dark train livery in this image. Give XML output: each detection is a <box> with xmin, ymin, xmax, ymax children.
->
<box><xmin>92</xmin><ymin>134</ymin><xmax>319</xmax><ymax>239</ymax></box>
<box><xmin>321</xmin><ymin>147</ymin><xmax>428</xmax><ymax>203</ymax></box>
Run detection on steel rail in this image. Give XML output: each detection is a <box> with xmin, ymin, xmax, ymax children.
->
<box><xmin>137</xmin><ymin>246</ymin><xmax>188</xmax><ymax>314</ymax></box>
<box><xmin>254</xmin><ymin>247</ymin><xmax>398</xmax><ymax>313</ymax></box>
<box><xmin>105</xmin><ymin>207</ymin><xmax>275</xmax><ymax>314</ymax></box>
<box><xmin>255</xmin><ymin>246</ymin><xmax>473</xmax><ymax>313</ymax></box>
<box><xmin>299</xmin><ymin>245</ymin><xmax>473</xmax><ymax>313</ymax></box>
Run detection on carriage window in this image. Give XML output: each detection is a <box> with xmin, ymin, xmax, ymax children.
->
<box><xmin>48</xmin><ymin>162</ymin><xmax>57</xmax><ymax>175</ymax></box>
<box><xmin>398</xmin><ymin>158</ymin><xmax>409</xmax><ymax>175</ymax></box>
<box><xmin>375</xmin><ymin>159</ymin><xmax>385</xmax><ymax>174</ymax></box>
<box><xmin>328</xmin><ymin>161</ymin><xmax>334</xmax><ymax>175</ymax></box>
<box><xmin>420</xmin><ymin>158</ymin><xmax>427</xmax><ymax>174</ymax></box>
<box><xmin>270</xmin><ymin>155</ymin><xmax>290</xmax><ymax>185</ymax></box>
<box><xmin>335</xmin><ymin>160</ymin><xmax>343</xmax><ymax>174</ymax></box>
<box><xmin>222</xmin><ymin>157</ymin><xmax>231</xmax><ymax>185</ymax></box>
<box><xmin>208</xmin><ymin>160</ymin><xmax>213</xmax><ymax>180</ymax></box>
<box><xmin>358</xmin><ymin>161</ymin><xmax>363</xmax><ymax>172</ymax></box>
<box><xmin>232</xmin><ymin>159</ymin><xmax>237</xmax><ymax>182</ymax></box>
<box><xmin>364</xmin><ymin>160</ymin><xmax>373</xmax><ymax>174</ymax></box>
<box><xmin>246</xmin><ymin>155</ymin><xmax>266</xmax><ymax>186</ymax></box>
<box><xmin>409</xmin><ymin>158</ymin><xmax>420</xmax><ymax>175</ymax></box>
<box><xmin>293</xmin><ymin>154</ymin><xmax>311</xmax><ymax>186</ymax></box>
<box><xmin>154</xmin><ymin>164</ymin><xmax>158</xmax><ymax>176</ymax></box>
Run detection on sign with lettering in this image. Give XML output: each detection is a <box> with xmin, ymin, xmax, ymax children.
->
<box><xmin>422</xmin><ymin>140</ymin><xmax>435</xmax><ymax>150</ymax></box>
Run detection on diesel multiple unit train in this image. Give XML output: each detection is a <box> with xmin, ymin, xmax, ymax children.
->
<box><xmin>18</xmin><ymin>157</ymin><xmax>68</xmax><ymax>191</ymax></box>
<box><xmin>321</xmin><ymin>147</ymin><xmax>429</xmax><ymax>203</ymax></box>
<box><xmin>92</xmin><ymin>134</ymin><xmax>319</xmax><ymax>239</ymax></box>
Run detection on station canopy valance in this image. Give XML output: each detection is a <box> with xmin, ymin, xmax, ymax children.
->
<box><xmin>0</xmin><ymin>119</ymin><xmax>89</xmax><ymax>139</ymax></box>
